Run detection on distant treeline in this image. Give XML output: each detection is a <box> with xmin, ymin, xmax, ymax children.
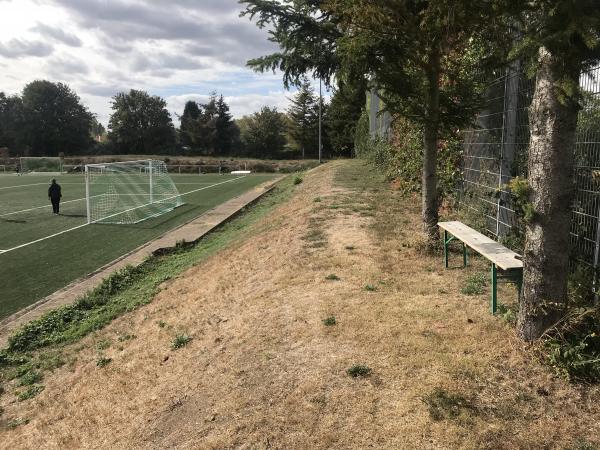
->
<box><xmin>0</xmin><ymin>77</ymin><xmax>364</xmax><ymax>160</ymax></box>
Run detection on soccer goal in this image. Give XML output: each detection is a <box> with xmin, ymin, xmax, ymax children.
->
<box><xmin>20</xmin><ymin>157</ymin><xmax>63</xmax><ymax>174</ymax></box>
<box><xmin>85</xmin><ymin>160</ymin><xmax>184</xmax><ymax>224</ymax></box>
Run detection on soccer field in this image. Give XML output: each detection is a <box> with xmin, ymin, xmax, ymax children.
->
<box><xmin>0</xmin><ymin>172</ymin><xmax>277</xmax><ymax>319</ymax></box>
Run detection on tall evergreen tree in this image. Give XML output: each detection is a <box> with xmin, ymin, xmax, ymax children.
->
<box><xmin>215</xmin><ymin>95</ymin><xmax>240</xmax><ymax>155</ymax></box>
<box><xmin>288</xmin><ymin>79</ymin><xmax>319</xmax><ymax>159</ymax></box>
<box><xmin>326</xmin><ymin>74</ymin><xmax>367</xmax><ymax>157</ymax></box>
<box><xmin>180</xmin><ymin>100</ymin><xmax>201</xmax><ymax>147</ymax></box>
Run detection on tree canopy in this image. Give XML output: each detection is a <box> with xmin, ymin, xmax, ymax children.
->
<box><xmin>108</xmin><ymin>89</ymin><xmax>176</xmax><ymax>154</ymax></box>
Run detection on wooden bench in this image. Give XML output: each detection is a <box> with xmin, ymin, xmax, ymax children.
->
<box><xmin>438</xmin><ymin>221</ymin><xmax>523</xmax><ymax>314</ymax></box>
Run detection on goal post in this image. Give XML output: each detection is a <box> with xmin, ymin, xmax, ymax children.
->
<box><xmin>84</xmin><ymin>160</ymin><xmax>184</xmax><ymax>224</ymax></box>
<box><xmin>20</xmin><ymin>157</ymin><xmax>63</xmax><ymax>174</ymax></box>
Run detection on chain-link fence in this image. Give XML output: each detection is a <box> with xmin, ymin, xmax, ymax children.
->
<box><xmin>460</xmin><ymin>63</ymin><xmax>600</xmax><ymax>270</ymax></box>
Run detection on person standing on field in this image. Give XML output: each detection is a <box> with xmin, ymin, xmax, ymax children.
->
<box><xmin>48</xmin><ymin>179</ymin><xmax>62</xmax><ymax>215</ymax></box>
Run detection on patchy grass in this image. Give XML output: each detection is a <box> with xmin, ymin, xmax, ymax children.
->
<box><xmin>16</xmin><ymin>385</ymin><xmax>44</xmax><ymax>402</ymax></box>
<box><xmin>422</xmin><ymin>387</ymin><xmax>477</xmax><ymax>421</ymax></box>
<box><xmin>461</xmin><ymin>272</ymin><xmax>487</xmax><ymax>295</ymax></box>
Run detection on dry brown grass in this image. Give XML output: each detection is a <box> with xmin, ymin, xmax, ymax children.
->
<box><xmin>1</xmin><ymin>160</ymin><xmax>599</xmax><ymax>449</ymax></box>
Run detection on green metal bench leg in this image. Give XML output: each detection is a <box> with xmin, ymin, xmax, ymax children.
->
<box><xmin>491</xmin><ymin>263</ymin><xmax>497</xmax><ymax>314</ymax></box>
<box><xmin>463</xmin><ymin>243</ymin><xmax>468</xmax><ymax>267</ymax></box>
<box><xmin>444</xmin><ymin>230</ymin><xmax>449</xmax><ymax>268</ymax></box>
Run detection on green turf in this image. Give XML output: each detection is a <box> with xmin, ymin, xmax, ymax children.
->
<box><xmin>0</xmin><ymin>173</ymin><xmax>276</xmax><ymax>319</ymax></box>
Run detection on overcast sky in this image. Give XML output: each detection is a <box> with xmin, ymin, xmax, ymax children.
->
<box><xmin>0</xmin><ymin>0</ymin><xmax>306</xmax><ymax>127</ymax></box>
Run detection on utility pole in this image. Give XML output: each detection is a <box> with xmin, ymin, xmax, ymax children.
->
<box><xmin>318</xmin><ymin>78</ymin><xmax>322</xmax><ymax>164</ymax></box>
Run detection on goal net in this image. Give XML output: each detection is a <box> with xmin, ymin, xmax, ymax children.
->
<box><xmin>85</xmin><ymin>160</ymin><xmax>184</xmax><ymax>224</ymax></box>
<box><xmin>20</xmin><ymin>157</ymin><xmax>63</xmax><ymax>173</ymax></box>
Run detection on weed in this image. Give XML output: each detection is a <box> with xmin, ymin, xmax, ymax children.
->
<box><xmin>325</xmin><ymin>274</ymin><xmax>340</xmax><ymax>281</ymax></box>
<box><xmin>7</xmin><ymin>418</ymin><xmax>29</xmax><ymax>428</ymax></box>
<box><xmin>37</xmin><ymin>352</ymin><xmax>65</xmax><ymax>371</ymax></box>
<box><xmin>365</xmin><ymin>284</ymin><xmax>377</xmax><ymax>292</ymax></box>
<box><xmin>293</xmin><ymin>175</ymin><xmax>303</xmax><ymax>185</ymax></box>
<box><xmin>96</xmin><ymin>356</ymin><xmax>112</xmax><ymax>368</ymax></box>
<box><xmin>323</xmin><ymin>316</ymin><xmax>337</xmax><ymax>326</ymax></box>
<box><xmin>171</xmin><ymin>334</ymin><xmax>192</xmax><ymax>350</ymax></box>
<box><xmin>95</xmin><ymin>339</ymin><xmax>112</xmax><ymax>351</ymax></box>
<box><xmin>347</xmin><ymin>364</ymin><xmax>372</xmax><ymax>378</ymax></box>
<box><xmin>497</xmin><ymin>303</ymin><xmax>517</xmax><ymax>325</ymax></box>
<box><xmin>567</xmin><ymin>440</ymin><xmax>598</xmax><ymax>450</ymax></box>
<box><xmin>18</xmin><ymin>370</ymin><xmax>42</xmax><ymax>386</ymax></box>
<box><xmin>423</xmin><ymin>387</ymin><xmax>476</xmax><ymax>421</ymax></box>
<box><xmin>313</xmin><ymin>197</ymin><xmax>322</xmax><ymax>203</ymax></box>
<box><xmin>17</xmin><ymin>385</ymin><xmax>44</xmax><ymax>402</ymax></box>
<box><xmin>461</xmin><ymin>272</ymin><xmax>487</xmax><ymax>295</ymax></box>
<box><xmin>158</xmin><ymin>321</ymin><xmax>167</xmax><ymax>328</ymax></box>
<box><xmin>118</xmin><ymin>334</ymin><xmax>136</xmax><ymax>342</ymax></box>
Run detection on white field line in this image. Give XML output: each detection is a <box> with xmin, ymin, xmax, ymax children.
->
<box><xmin>0</xmin><ymin>223</ymin><xmax>88</xmax><ymax>255</ymax></box>
<box><xmin>0</xmin><ymin>196</ymin><xmax>91</xmax><ymax>218</ymax></box>
<box><xmin>0</xmin><ymin>176</ymin><xmax>247</xmax><ymax>256</ymax></box>
<box><xmin>1</xmin><ymin>182</ymin><xmax>225</xmax><ymax>218</ymax></box>
<box><xmin>91</xmin><ymin>175</ymin><xmax>246</xmax><ymax>224</ymax></box>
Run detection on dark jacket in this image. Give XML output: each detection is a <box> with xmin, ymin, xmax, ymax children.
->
<box><xmin>48</xmin><ymin>183</ymin><xmax>62</xmax><ymax>200</ymax></box>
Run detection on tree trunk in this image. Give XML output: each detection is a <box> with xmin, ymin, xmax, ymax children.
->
<box><xmin>422</xmin><ymin>48</ymin><xmax>441</xmax><ymax>248</ymax></box>
<box><xmin>517</xmin><ymin>47</ymin><xmax>580</xmax><ymax>341</ymax></box>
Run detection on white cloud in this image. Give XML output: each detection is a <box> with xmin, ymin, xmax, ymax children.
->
<box><xmin>0</xmin><ymin>0</ymin><xmax>297</xmax><ymax>127</ymax></box>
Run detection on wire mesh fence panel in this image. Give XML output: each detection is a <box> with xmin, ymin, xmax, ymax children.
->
<box><xmin>459</xmin><ymin>63</ymin><xmax>600</xmax><ymax>270</ymax></box>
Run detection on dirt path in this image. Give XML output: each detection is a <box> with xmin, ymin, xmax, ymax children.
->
<box><xmin>1</xmin><ymin>160</ymin><xmax>599</xmax><ymax>449</ymax></box>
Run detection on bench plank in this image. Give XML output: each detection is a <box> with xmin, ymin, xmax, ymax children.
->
<box><xmin>439</xmin><ymin>221</ymin><xmax>523</xmax><ymax>271</ymax></box>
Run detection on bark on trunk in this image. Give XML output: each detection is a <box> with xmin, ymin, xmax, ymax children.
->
<box><xmin>422</xmin><ymin>48</ymin><xmax>441</xmax><ymax>248</ymax></box>
<box><xmin>517</xmin><ymin>47</ymin><xmax>580</xmax><ymax>341</ymax></box>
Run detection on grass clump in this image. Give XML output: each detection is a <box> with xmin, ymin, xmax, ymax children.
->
<box><xmin>293</xmin><ymin>175</ymin><xmax>303</xmax><ymax>185</ymax></box>
<box><xmin>17</xmin><ymin>370</ymin><xmax>42</xmax><ymax>386</ymax></box>
<box><xmin>323</xmin><ymin>316</ymin><xmax>337</xmax><ymax>326</ymax></box>
<box><xmin>461</xmin><ymin>272</ymin><xmax>487</xmax><ymax>295</ymax></box>
<box><xmin>17</xmin><ymin>385</ymin><xmax>44</xmax><ymax>402</ymax></box>
<box><xmin>171</xmin><ymin>334</ymin><xmax>192</xmax><ymax>350</ymax></box>
<box><xmin>96</xmin><ymin>356</ymin><xmax>112</xmax><ymax>368</ymax></box>
<box><xmin>347</xmin><ymin>364</ymin><xmax>372</xmax><ymax>378</ymax></box>
<box><xmin>325</xmin><ymin>274</ymin><xmax>340</xmax><ymax>281</ymax></box>
<box><xmin>423</xmin><ymin>387</ymin><xmax>476</xmax><ymax>421</ymax></box>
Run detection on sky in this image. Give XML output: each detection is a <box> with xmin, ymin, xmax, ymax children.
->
<box><xmin>0</xmin><ymin>0</ymin><xmax>310</xmax><ymax>127</ymax></box>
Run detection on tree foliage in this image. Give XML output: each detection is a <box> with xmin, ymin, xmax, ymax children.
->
<box><xmin>108</xmin><ymin>89</ymin><xmax>176</xmax><ymax>154</ymax></box>
<box><xmin>326</xmin><ymin>75</ymin><xmax>367</xmax><ymax>157</ymax></box>
<box><xmin>287</xmin><ymin>78</ymin><xmax>320</xmax><ymax>158</ymax></box>
<box><xmin>239</xmin><ymin>106</ymin><xmax>288</xmax><ymax>158</ymax></box>
<box><xmin>240</xmin><ymin>0</ymin><xmax>341</xmax><ymax>87</ymax></box>
<box><xmin>18</xmin><ymin>81</ymin><xmax>94</xmax><ymax>156</ymax></box>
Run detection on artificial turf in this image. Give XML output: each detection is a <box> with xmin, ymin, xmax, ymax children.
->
<box><xmin>0</xmin><ymin>173</ymin><xmax>276</xmax><ymax>319</ymax></box>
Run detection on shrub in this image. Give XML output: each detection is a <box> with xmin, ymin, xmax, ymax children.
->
<box><xmin>323</xmin><ymin>316</ymin><xmax>337</xmax><ymax>326</ymax></box>
<box><xmin>347</xmin><ymin>364</ymin><xmax>372</xmax><ymax>378</ymax></box>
